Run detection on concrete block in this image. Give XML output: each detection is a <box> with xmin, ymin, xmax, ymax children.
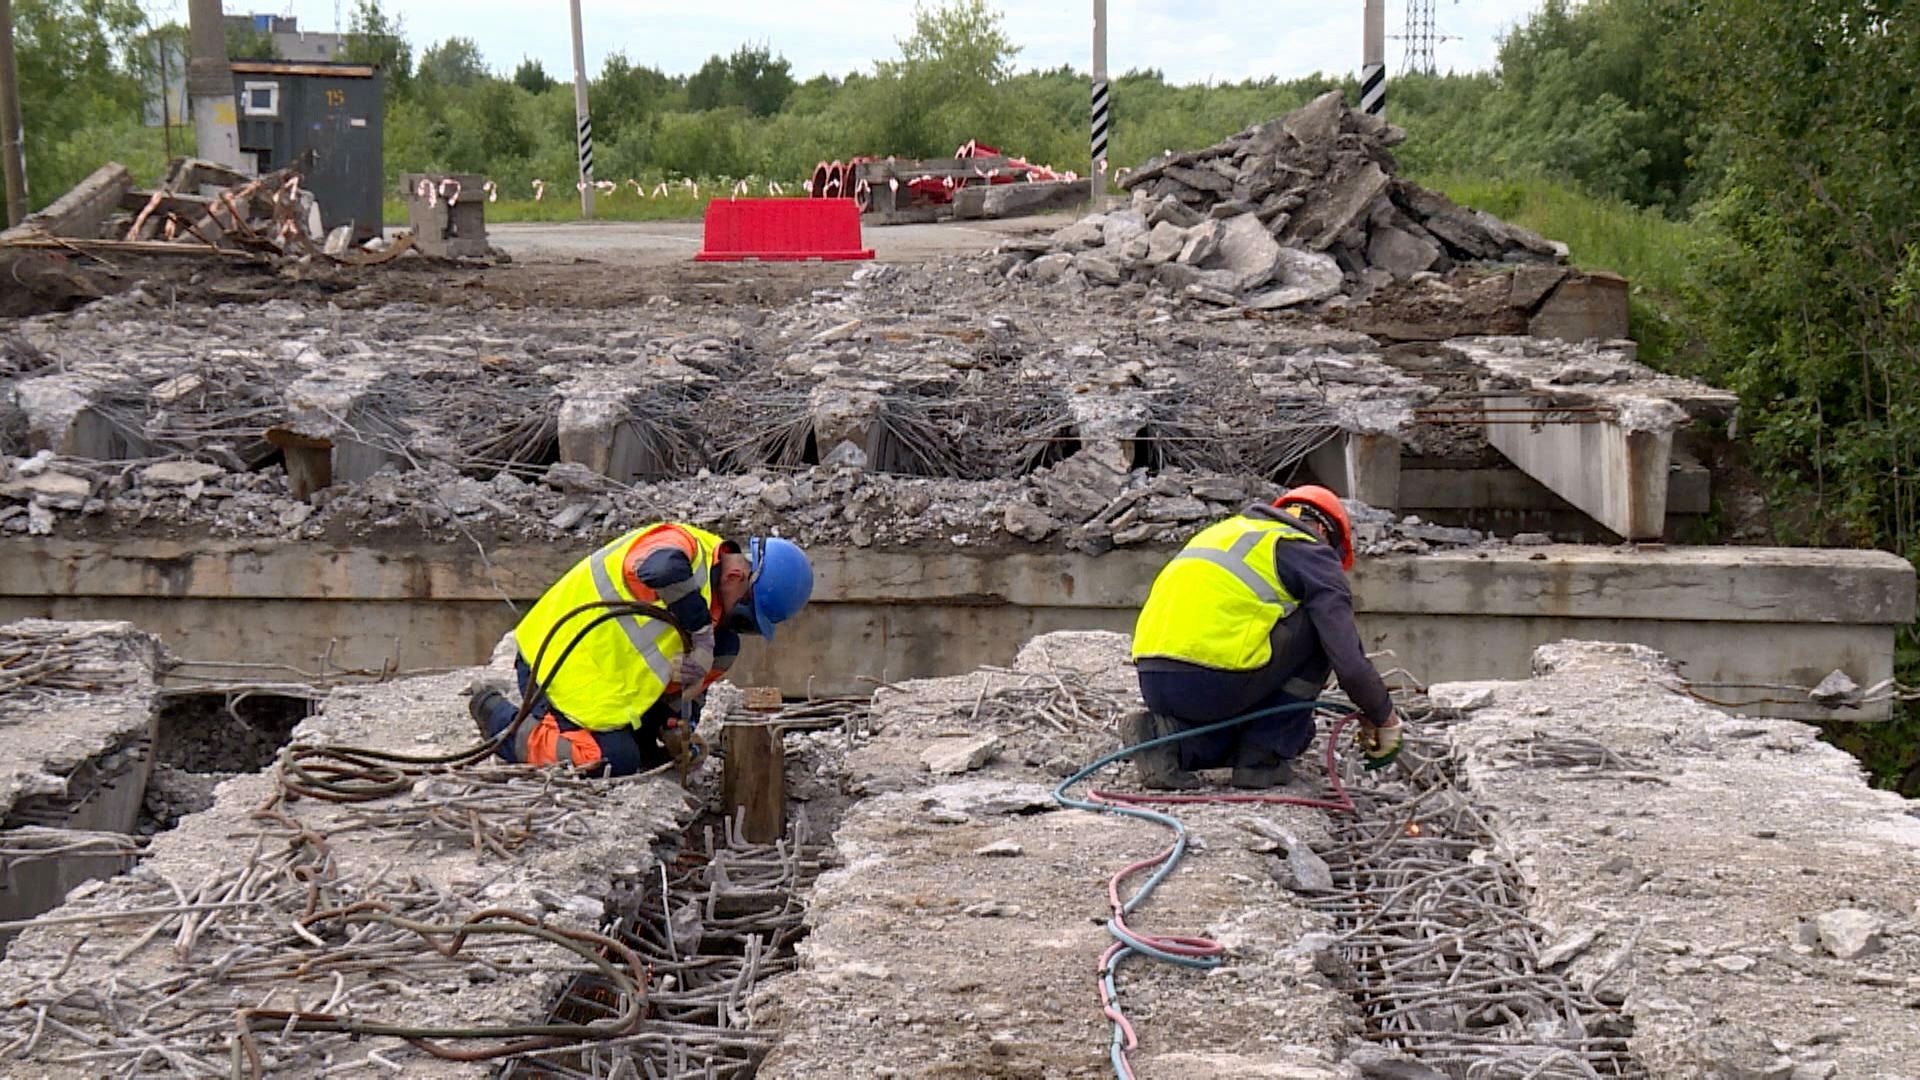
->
<box><xmin>1307</xmin><ymin>432</ymin><xmax>1402</xmax><ymax>510</ymax></box>
<box><xmin>1480</xmin><ymin>393</ymin><xmax>1671</xmax><ymax>540</ymax></box>
<box><xmin>398</xmin><ymin>172</ymin><xmax>490</xmax><ymax>259</ymax></box>
<box><xmin>1530</xmin><ymin>272</ymin><xmax>1630</xmax><ymax>343</ymax></box>
<box><xmin>283</xmin><ymin>363</ymin><xmax>408</xmax><ymax>487</ymax></box>
<box><xmin>16</xmin><ymin>376</ymin><xmax>152</xmax><ymax>460</ymax></box>
<box><xmin>1144</xmin><ymin>221</ymin><xmax>1188</xmax><ymax>265</ymax></box>
<box><xmin>977</xmin><ymin>180</ymin><xmax>1091</xmax><ymax>220</ymax></box>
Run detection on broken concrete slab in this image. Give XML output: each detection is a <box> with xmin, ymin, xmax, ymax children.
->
<box><xmin>1216</xmin><ymin>213</ymin><xmax>1285</xmax><ymax>290</ymax></box>
<box><xmin>1100</xmin><ymin>210</ymin><xmax>1149</xmax><ymax>252</ymax></box>
<box><xmin>1440</xmin><ymin>640</ymin><xmax>1920</xmax><ymax>1080</ymax></box>
<box><xmin>1245</xmin><ymin>248</ymin><xmax>1345</xmax><ymax>310</ymax></box>
<box><xmin>138</xmin><ymin>460</ymin><xmax>225</xmax><ymax>487</ymax></box>
<box><xmin>1144</xmin><ymin>220</ymin><xmax>1186</xmax><ymax>264</ymax></box>
<box><xmin>964</xmin><ymin>178</ymin><xmax>1093</xmax><ymax>220</ymax></box>
<box><xmin>1047</xmin><ymin>215</ymin><xmax>1107</xmax><ymax>251</ymax></box>
<box><xmin>1147</xmin><ymin>195</ymin><xmax>1205</xmax><ymax>229</ymax></box>
<box><xmin>1368</xmin><ymin>224</ymin><xmax>1444</xmax><ymax>280</ymax></box>
<box><xmin>921</xmin><ymin>734</ymin><xmax>1000</xmax><ymax>775</ymax></box>
<box><xmin>1072</xmin><ymin>252</ymin><xmax>1123</xmax><ymax>286</ymax></box>
<box><xmin>0</xmin><ymin>620</ymin><xmax>161</xmax><ymax>945</ymax></box>
<box><xmin>0</xmin><ymin>659</ymin><xmax>697</xmax><ymax>1074</ymax></box>
<box><xmin>1176</xmin><ymin>219</ymin><xmax>1224</xmax><ymax>266</ymax></box>
<box><xmin>1509</xmin><ymin>263</ymin><xmax>1571</xmax><ymax>311</ymax></box>
<box><xmin>756</xmin><ymin>631</ymin><xmax>1360</xmax><ymax>1079</ymax></box>
<box><xmin>1287</xmin><ymin>161</ymin><xmax>1390</xmax><ymax>252</ymax></box>
<box><xmin>1813</xmin><ymin>908</ymin><xmax>1886</xmax><ymax>960</ymax></box>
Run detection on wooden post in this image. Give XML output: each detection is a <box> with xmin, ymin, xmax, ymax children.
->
<box><xmin>721</xmin><ymin>722</ymin><xmax>785</xmax><ymax>844</ymax></box>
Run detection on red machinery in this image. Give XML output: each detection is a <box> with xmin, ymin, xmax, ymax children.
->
<box><xmin>808</xmin><ymin>141</ymin><xmax>1077</xmax><ymax>212</ymax></box>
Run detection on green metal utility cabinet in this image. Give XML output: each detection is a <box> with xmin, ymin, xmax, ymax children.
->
<box><xmin>231</xmin><ymin>60</ymin><xmax>384</xmax><ymax>241</ymax></box>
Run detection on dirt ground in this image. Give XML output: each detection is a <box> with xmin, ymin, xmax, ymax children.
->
<box><xmin>1</xmin><ymin>249</ymin><xmax>856</xmax><ymax>316</ymax></box>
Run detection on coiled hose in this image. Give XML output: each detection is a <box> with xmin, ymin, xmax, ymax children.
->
<box><xmin>1052</xmin><ymin>700</ymin><xmax>1359</xmax><ymax>1080</ymax></box>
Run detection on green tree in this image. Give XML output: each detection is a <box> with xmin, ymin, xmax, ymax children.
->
<box><xmin>11</xmin><ymin>0</ymin><xmax>146</xmax><ymax>205</ymax></box>
<box><xmin>726</xmin><ymin>43</ymin><xmax>796</xmax><ymax>117</ymax></box>
<box><xmin>593</xmin><ymin>52</ymin><xmax>677</xmax><ymax>146</ymax></box>
<box><xmin>1675</xmin><ymin>0</ymin><xmax>1920</xmax><ymax>790</ymax></box>
<box><xmin>418</xmin><ymin>36</ymin><xmax>486</xmax><ymax>87</ymax></box>
<box><xmin>512</xmin><ymin>57</ymin><xmax>555</xmax><ymax>95</ymax></box>
<box><xmin>225</xmin><ymin>21</ymin><xmax>280</xmax><ymax>61</ymax></box>
<box><xmin>344</xmin><ymin>0</ymin><xmax>412</xmax><ymax>93</ymax></box>
<box><xmin>863</xmin><ymin>0</ymin><xmax>1021</xmax><ymax>158</ymax></box>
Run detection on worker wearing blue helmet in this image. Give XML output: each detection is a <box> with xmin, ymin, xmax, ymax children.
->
<box><xmin>470</xmin><ymin>523</ymin><xmax>813</xmax><ymax>776</ymax></box>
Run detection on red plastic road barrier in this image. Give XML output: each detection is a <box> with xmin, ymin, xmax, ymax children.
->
<box><xmin>695</xmin><ymin>198</ymin><xmax>874</xmax><ymax>262</ymax></box>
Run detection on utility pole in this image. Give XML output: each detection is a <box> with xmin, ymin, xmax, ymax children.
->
<box><xmin>1367</xmin><ymin>0</ymin><xmax>1382</xmax><ymax>118</ymax></box>
<box><xmin>0</xmin><ymin>0</ymin><xmax>26</xmax><ymax>226</ymax></box>
<box><xmin>568</xmin><ymin>0</ymin><xmax>593</xmax><ymax>219</ymax></box>
<box><xmin>1362</xmin><ymin>0</ymin><xmax>1385</xmax><ymax>120</ymax></box>
<box><xmin>1090</xmin><ymin>0</ymin><xmax>1108</xmax><ymax>202</ymax></box>
<box><xmin>186</xmin><ymin>0</ymin><xmax>244</xmax><ymax>171</ymax></box>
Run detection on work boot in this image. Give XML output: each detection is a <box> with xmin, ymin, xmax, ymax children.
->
<box><xmin>1230</xmin><ymin>748</ymin><xmax>1295</xmax><ymax>791</ymax></box>
<box><xmin>1120</xmin><ymin>709</ymin><xmax>1201</xmax><ymax>791</ymax></box>
<box><xmin>469</xmin><ymin>689</ymin><xmax>512</xmax><ymax>741</ymax></box>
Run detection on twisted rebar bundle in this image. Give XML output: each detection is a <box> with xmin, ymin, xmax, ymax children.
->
<box><xmin>1309</xmin><ymin>721</ymin><xmax>1648</xmax><ymax>1079</ymax></box>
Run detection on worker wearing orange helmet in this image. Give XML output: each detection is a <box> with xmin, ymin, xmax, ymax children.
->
<box><xmin>1125</xmin><ymin>486</ymin><xmax>1403</xmax><ymax>789</ymax></box>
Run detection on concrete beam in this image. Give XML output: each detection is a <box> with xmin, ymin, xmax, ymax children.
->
<box><xmin>1306</xmin><ymin>431</ymin><xmax>1402</xmax><ymax>509</ymax></box>
<box><xmin>1399</xmin><ymin>458</ymin><xmax>1709</xmax><ymax>515</ymax></box>
<box><xmin>1481</xmin><ymin>393</ymin><xmax>1672</xmax><ymax>539</ymax></box>
<box><xmin>0</xmin><ymin>162</ymin><xmax>132</xmax><ymax>242</ymax></box>
<box><xmin>0</xmin><ymin>539</ymin><xmax>1907</xmax><ymax>723</ymax></box>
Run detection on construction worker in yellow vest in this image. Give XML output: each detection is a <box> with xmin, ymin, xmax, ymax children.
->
<box><xmin>469</xmin><ymin>523</ymin><xmax>814</xmax><ymax>776</ymax></box>
<box><xmin>1126</xmin><ymin>486</ymin><xmax>1403</xmax><ymax>790</ymax></box>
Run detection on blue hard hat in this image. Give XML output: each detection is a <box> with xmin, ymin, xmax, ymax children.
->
<box><xmin>746</xmin><ymin>537</ymin><xmax>813</xmax><ymax>639</ymax></box>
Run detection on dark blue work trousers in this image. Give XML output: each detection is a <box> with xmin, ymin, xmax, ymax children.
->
<box><xmin>1136</xmin><ymin>617</ymin><xmax>1329</xmax><ymax>771</ymax></box>
<box><xmin>477</xmin><ymin>657</ymin><xmax>650</xmax><ymax>776</ymax></box>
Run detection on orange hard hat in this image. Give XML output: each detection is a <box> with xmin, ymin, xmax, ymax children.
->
<box><xmin>1274</xmin><ymin>485</ymin><xmax>1355</xmax><ymax>571</ymax></box>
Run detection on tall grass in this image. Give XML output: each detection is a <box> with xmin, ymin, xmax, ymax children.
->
<box><xmin>1416</xmin><ymin>172</ymin><xmax>1699</xmax><ymax>295</ymax></box>
<box><xmin>1417</xmin><ymin>171</ymin><xmax>1706</xmax><ymax>363</ymax></box>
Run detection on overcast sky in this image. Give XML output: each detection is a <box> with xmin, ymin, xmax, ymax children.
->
<box><xmin>172</xmin><ymin>1</ymin><xmax>1546</xmax><ymax>84</ymax></box>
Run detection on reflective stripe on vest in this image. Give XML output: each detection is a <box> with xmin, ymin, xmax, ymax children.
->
<box><xmin>513</xmin><ymin>523</ymin><xmax>722</xmax><ymax>731</ymax></box>
<box><xmin>1130</xmin><ymin>515</ymin><xmax>1311</xmax><ymax>672</ymax></box>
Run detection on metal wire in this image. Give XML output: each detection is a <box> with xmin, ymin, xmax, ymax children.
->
<box><xmin>1307</xmin><ymin>714</ymin><xmax>1648</xmax><ymax>1079</ymax></box>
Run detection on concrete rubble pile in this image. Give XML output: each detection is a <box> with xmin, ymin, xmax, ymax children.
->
<box><xmin>0</xmin><ymin>158</ymin><xmax>402</xmax><ymax>271</ymax></box>
<box><xmin>0</xmin><ymin>239</ymin><xmax>1730</xmax><ymax>550</ymax></box>
<box><xmin>996</xmin><ymin>91</ymin><xmax>1627</xmax><ymax>337</ymax></box>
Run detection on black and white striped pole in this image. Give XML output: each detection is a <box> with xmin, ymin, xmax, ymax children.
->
<box><xmin>568</xmin><ymin>0</ymin><xmax>594</xmax><ymax>218</ymax></box>
<box><xmin>1091</xmin><ymin>0</ymin><xmax>1109</xmax><ymax>201</ymax></box>
<box><xmin>1361</xmin><ymin>0</ymin><xmax>1386</xmax><ymax>119</ymax></box>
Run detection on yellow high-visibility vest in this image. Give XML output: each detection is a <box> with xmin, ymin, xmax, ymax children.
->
<box><xmin>1131</xmin><ymin>514</ymin><xmax>1312</xmax><ymax>672</ymax></box>
<box><xmin>513</xmin><ymin>522</ymin><xmax>723</xmax><ymax>731</ymax></box>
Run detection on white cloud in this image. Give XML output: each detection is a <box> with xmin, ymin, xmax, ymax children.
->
<box><xmin>192</xmin><ymin>0</ymin><xmax>1544</xmax><ymax>84</ymax></box>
